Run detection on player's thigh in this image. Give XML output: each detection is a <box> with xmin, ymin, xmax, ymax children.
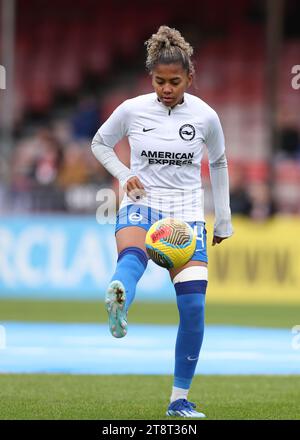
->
<box><xmin>116</xmin><ymin>226</ymin><xmax>147</xmax><ymax>255</ymax></box>
<box><xmin>169</xmin><ymin>260</ymin><xmax>207</xmax><ymax>282</ymax></box>
<box><xmin>168</xmin><ymin>220</ymin><xmax>208</xmax><ymax>281</ymax></box>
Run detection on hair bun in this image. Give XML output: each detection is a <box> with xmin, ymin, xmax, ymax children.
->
<box><xmin>145</xmin><ymin>25</ymin><xmax>194</xmax><ymax>74</ymax></box>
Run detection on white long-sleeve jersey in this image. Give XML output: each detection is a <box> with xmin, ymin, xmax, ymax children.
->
<box><xmin>92</xmin><ymin>92</ymin><xmax>232</xmax><ymax>235</ymax></box>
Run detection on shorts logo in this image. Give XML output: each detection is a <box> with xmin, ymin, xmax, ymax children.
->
<box><xmin>129</xmin><ymin>212</ymin><xmax>143</xmax><ymax>222</ymax></box>
<box><xmin>179</xmin><ymin>124</ymin><xmax>195</xmax><ymax>141</ymax></box>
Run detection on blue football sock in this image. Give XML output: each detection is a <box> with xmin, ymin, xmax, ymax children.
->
<box><xmin>173</xmin><ymin>280</ymin><xmax>207</xmax><ymax>389</ymax></box>
<box><xmin>111</xmin><ymin>246</ymin><xmax>148</xmax><ymax>311</ymax></box>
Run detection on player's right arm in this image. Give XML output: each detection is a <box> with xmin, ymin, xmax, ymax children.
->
<box><xmin>91</xmin><ymin>101</ymin><xmax>145</xmax><ymax>201</ymax></box>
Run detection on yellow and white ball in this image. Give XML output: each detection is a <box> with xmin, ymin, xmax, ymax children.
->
<box><xmin>145</xmin><ymin>218</ymin><xmax>196</xmax><ymax>269</ymax></box>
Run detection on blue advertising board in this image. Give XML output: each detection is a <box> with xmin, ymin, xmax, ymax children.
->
<box><xmin>0</xmin><ymin>216</ymin><xmax>173</xmax><ymax>301</ymax></box>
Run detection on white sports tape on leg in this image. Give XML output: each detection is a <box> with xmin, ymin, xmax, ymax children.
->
<box><xmin>173</xmin><ymin>266</ymin><xmax>208</xmax><ymax>285</ymax></box>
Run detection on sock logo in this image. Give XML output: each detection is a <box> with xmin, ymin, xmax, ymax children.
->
<box><xmin>187</xmin><ymin>355</ymin><xmax>199</xmax><ymax>361</ymax></box>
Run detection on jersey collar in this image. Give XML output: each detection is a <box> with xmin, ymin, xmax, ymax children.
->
<box><xmin>156</xmin><ymin>94</ymin><xmax>187</xmax><ymax>112</ymax></box>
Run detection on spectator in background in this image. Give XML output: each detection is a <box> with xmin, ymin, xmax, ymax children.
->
<box><xmin>71</xmin><ymin>95</ymin><xmax>101</xmax><ymax>141</ymax></box>
<box><xmin>229</xmin><ymin>163</ymin><xmax>252</xmax><ymax>216</ymax></box>
<box><xmin>278</xmin><ymin>126</ymin><xmax>300</xmax><ymax>160</ymax></box>
<box><xmin>12</xmin><ymin>128</ymin><xmax>64</xmax><ymax>189</ymax></box>
<box><xmin>57</xmin><ymin>142</ymin><xmax>90</xmax><ymax>188</ymax></box>
<box><xmin>229</xmin><ymin>162</ymin><xmax>277</xmax><ymax>221</ymax></box>
<box><xmin>30</xmin><ymin>130</ymin><xmax>66</xmax><ymax>211</ymax></box>
<box><xmin>33</xmin><ymin>131</ymin><xmax>64</xmax><ymax>186</ymax></box>
<box><xmin>248</xmin><ymin>181</ymin><xmax>276</xmax><ymax>221</ymax></box>
<box><xmin>11</xmin><ymin>128</ymin><xmax>65</xmax><ymax>211</ymax></box>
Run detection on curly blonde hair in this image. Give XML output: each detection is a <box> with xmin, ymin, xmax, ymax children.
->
<box><xmin>145</xmin><ymin>25</ymin><xmax>194</xmax><ymax>75</ymax></box>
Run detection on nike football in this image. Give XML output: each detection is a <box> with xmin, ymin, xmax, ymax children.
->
<box><xmin>145</xmin><ymin>218</ymin><xmax>196</xmax><ymax>269</ymax></box>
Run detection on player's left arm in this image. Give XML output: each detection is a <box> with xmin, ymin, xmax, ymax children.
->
<box><xmin>205</xmin><ymin>111</ymin><xmax>233</xmax><ymax>246</ymax></box>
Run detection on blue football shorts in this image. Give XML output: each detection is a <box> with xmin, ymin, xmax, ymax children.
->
<box><xmin>115</xmin><ymin>204</ymin><xmax>208</xmax><ymax>264</ymax></box>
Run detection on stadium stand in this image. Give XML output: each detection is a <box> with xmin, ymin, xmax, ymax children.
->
<box><xmin>1</xmin><ymin>0</ymin><xmax>299</xmax><ymax>215</ymax></box>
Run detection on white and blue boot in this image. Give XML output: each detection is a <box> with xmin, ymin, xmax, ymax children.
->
<box><xmin>166</xmin><ymin>399</ymin><xmax>206</xmax><ymax>418</ymax></box>
<box><xmin>105</xmin><ymin>280</ymin><xmax>127</xmax><ymax>338</ymax></box>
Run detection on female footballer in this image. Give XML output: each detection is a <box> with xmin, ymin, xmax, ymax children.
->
<box><xmin>91</xmin><ymin>26</ymin><xmax>233</xmax><ymax>418</ymax></box>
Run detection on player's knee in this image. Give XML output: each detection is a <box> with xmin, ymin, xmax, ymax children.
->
<box><xmin>190</xmin><ymin>295</ymin><xmax>205</xmax><ymax>324</ymax></box>
<box><xmin>177</xmin><ymin>293</ymin><xmax>205</xmax><ymax>331</ymax></box>
<box><xmin>118</xmin><ymin>246</ymin><xmax>148</xmax><ymax>269</ymax></box>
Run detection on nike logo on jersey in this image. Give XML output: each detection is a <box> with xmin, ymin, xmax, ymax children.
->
<box><xmin>142</xmin><ymin>127</ymin><xmax>156</xmax><ymax>132</ymax></box>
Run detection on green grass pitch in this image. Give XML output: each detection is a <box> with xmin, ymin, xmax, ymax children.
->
<box><xmin>0</xmin><ymin>374</ymin><xmax>299</xmax><ymax>420</ymax></box>
<box><xmin>0</xmin><ymin>299</ymin><xmax>299</xmax><ymax>328</ymax></box>
<box><xmin>0</xmin><ymin>299</ymin><xmax>299</xmax><ymax>420</ymax></box>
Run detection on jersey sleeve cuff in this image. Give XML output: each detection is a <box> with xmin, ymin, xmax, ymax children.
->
<box><xmin>213</xmin><ymin>219</ymin><xmax>234</xmax><ymax>238</ymax></box>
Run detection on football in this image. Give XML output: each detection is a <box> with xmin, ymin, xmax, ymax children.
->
<box><xmin>145</xmin><ymin>218</ymin><xmax>196</xmax><ymax>269</ymax></box>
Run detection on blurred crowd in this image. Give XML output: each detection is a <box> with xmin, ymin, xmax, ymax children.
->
<box><xmin>1</xmin><ymin>59</ymin><xmax>300</xmax><ymax>218</ymax></box>
<box><xmin>1</xmin><ymin>95</ymin><xmax>299</xmax><ymax>219</ymax></box>
<box><xmin>1</xmin><ymin>0</ymin><xmax>300</xmax><ymax>219</ymax></box>
<box><xmin>1</xmin><ymin>95</ymin><xmax>111</xmax><ymax>213</ymax></box>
